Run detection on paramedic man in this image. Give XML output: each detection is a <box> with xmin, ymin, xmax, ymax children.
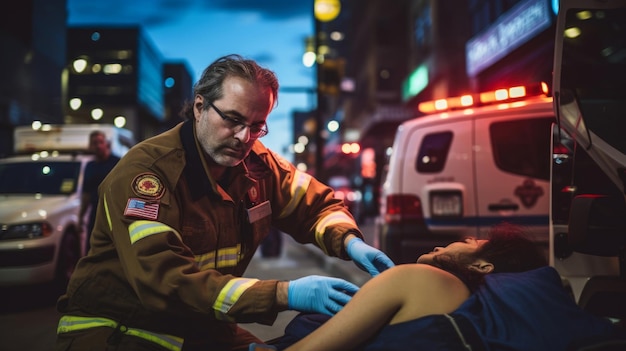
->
<box><xmin>55</xmin><ymin>54</ymin><xmax>394</xmax><ymax>351</ymax></box>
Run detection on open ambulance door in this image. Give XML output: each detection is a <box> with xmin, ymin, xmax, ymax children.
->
<box><xmin>550</xmin><ymin>0</ymin><xmax>626</xmax><ymax>320</ymax></box>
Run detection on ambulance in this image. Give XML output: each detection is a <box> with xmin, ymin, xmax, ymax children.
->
<box><xmin>549</xmin><ymin>0</ymin><xmax>626</xmax><ymax>313</ymax></box>
<box><xmin>0</xmin><ymin>124</ymin><xmax>134</xmax><ymax>288</ymax></box>
<box><xmin>376</xmin><ymin>83</ymin><xmax>554</xmax><ymax>264</ymax></box>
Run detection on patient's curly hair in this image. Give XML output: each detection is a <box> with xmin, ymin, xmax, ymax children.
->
<box><xmin>432</xmin><ymin>222</ymin><xmax>548</xmax><ymax>291</ymax></box>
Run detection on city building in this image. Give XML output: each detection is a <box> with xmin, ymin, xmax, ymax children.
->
<box><xmin>1</xmin><ymin>0</ymin><xmax>193</xmax><ymax>156</ymax></box>
<box><xmin>65</xmin><ymin>26</ymin><xmax>165</xmax><ymax>141</ymax></box>
<box><xmin>0</xmin><ymin>0</ymin><xmax>67</xmax><ymax>156</ymax></box>
<box><xmin>162</xmin><ymin>61</ymin><xmax>194</xmax><ymax>131</ymax></box>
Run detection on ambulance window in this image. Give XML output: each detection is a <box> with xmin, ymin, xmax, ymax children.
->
<box><xmin>416</xmin><ymin>131</ymin><xmax>453</xmax><ymax>173</ymax></box>
<box><xmin>490</xmin><ymin>117</ymin><xmax>552</xmax><ymax>180</ymax></box>
<box><xmin>560</xmin><ymin>7</ymin><xmax>626</xmax><ymax>154</ymax></box>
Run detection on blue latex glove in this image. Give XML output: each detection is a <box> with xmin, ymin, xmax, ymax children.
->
<box><xmin>287</xmin><ymin>275</ymin><xmax>359</xmax><ymax>315</ymax></box>
<box><xmin>346</xmin><ymin>237</ymin><xmax>395</xmax><ymax>277</ymax></box>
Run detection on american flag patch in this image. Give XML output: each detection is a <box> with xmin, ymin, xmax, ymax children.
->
<box><xmin>124</xmin><ymin>198</ymin><xmax>159</xmax><ymax>220</ymax></box>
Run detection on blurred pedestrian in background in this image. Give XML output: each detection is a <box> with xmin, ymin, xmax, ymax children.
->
<box><xmin>78</xmin><ymin>130</ymin><xmax>120</xmax><ymax>254</ymax></box>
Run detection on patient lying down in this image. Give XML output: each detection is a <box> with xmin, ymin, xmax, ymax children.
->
<box><xmin>260</xmin><ymin>223</ymin><xmax>622</xmax><ymax>351</ymax></box>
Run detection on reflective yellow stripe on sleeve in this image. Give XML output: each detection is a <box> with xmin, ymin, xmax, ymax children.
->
<box><xmin>104</xmin><ymin>193</ymin><xmax>113</xmax><ymax>231</ymax></box>
<box><xmin>195</xmin><ymin>244</ymin><xmax>241</xmax><ymax>270</ymax></box>
<box><xmin>128</xmin><ymin>220</ymin><xmax>182</xmax><ymax>244</ymax></box>
<box><xmin>213</xmin><ymin>278</ymin><xmax>259</xmax><ymax>321</ymax></box>
<box><xmin>278</xmin><ymin>169</ymin><xmax>312</xmax><ymax>219</ymax></box>
<box><xmin>215</xmin><ymin>246</ymin><xmax>240</xmax><ymax>268</ymax></box>
<box><xmin>57</xmin><ymin>315</ymin><xmax>184</xmax><ymax>351</ymax></box>
<box><xmin>315</xmin><ymin>212</ymin><xmax>357</xmax><ymax>255</ymax></box>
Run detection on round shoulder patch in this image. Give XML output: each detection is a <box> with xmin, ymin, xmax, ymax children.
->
<box><xmin>132</xmin><ymin>173</ymin><xmax>165</xmax><ymax>199</ymax></box>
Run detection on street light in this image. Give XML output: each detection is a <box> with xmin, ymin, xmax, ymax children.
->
<box><xmin>303</xmin><ymin>37</ymin><xmax>316</xmax><ymax>67</ymax></box>
<box><xmin>314</xmin><ymin>0</ymin><xmax>341</xmax><ymax>22</ymax></box>
<box><xmin>311</xmin><ymin>0</ymin><xmax>341</xmax><ymax>182</ymax></box>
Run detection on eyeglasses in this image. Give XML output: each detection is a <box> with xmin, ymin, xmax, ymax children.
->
<box><xmin>209</xmin><ymin>102</ymin><xmax>268</xmax><ymax>139</ymax></box>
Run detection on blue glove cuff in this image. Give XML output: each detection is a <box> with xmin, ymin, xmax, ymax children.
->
<box><xmin>287</xmin><ymin>281</ymin><xmax>296</xmax><ymax>309</ymax></box>
<box><xmin>346</xmin><ymin>237</ymin><xmax>364</xmax><ymax>255</ymax></box>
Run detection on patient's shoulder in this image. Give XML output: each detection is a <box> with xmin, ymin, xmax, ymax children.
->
<box><xmin>385</xmin><ymin>263</ymin><xmax>463</xmax><ymax>282</ymax></box>
<box><xmin>378</xmin><ymin>264</ymin><xmax>471</xmax><ymax>324</ymax></box>
<box><xmin>370</xmin><ymin>263</ymin><xmax>469</xmax><ymax>295</ymax></box>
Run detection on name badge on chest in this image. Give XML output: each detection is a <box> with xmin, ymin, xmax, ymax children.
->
<box><xmin>247</xmin><ymin>200</ymin><xmax>271</xmax><ymax>223</ymax></box>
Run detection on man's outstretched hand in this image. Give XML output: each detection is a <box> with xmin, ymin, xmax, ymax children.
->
<box><xmin>287</xmin><ymin>275</ymin><xmax>359</xmax><ymax>315</ymax></box>
<box><xmin>346</xmin><ymin>238</ymin><xmax>395</xmax><ymax>277</ymax></box>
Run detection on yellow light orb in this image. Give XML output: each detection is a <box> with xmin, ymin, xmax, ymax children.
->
<box><xmin>314</xmin><ymin>0</ymin><xmax>341</xmax><ymax>22</ymax></box>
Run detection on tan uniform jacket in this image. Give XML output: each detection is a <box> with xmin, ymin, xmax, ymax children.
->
<box><xmin>56</xmin><ymin>120</ymin><xmax>362</xmax><ymax>347</ymax></box>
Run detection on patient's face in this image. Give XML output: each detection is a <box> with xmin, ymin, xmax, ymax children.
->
<box><xmin>416</xmin><ymin>237</ymin><xmax>487</xmax><ymax>264</ymax></box>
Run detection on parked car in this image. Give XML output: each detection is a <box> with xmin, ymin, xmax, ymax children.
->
<box><xmin>0</xmin><ymin>124</ymin><xmax>134</xmax><ymax>289</ymax></box>
<box><xmin>0</xmin><ymin>153</ymin><xmax>92</xmax><ymax>289</ymax></box>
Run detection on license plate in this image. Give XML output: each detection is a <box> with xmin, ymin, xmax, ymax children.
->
<box><xmin>431</xmin><ymin>192</ymin><xmax>462</xmax><ymax>217</ymax></box>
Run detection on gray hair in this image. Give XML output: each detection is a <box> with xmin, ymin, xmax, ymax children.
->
<box><xmin>180</xmin><ymin>54</ymin><xmax>279</xmax><ymax>119</ymax></box>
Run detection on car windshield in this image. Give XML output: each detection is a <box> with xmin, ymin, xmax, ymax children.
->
<box><xmin>0</xmin><ymin>161</ymin><xmax>81</xmax><ymax>195</ymax></box>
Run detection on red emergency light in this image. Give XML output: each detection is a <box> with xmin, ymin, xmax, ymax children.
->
<box><xmin>417</xmin><ymin>82</ymin><xmax>549</xmax><ymax>114</ymax></box>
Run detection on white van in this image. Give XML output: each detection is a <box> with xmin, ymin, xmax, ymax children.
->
<box><xmin>0</xmin><ymin>124</ymin><xmax>134</xmax><ymax>288</ymax></box>
<box><xmin>13</xmin><ymin>124</ymin><xmax>135</xmax><ymax>157</ymax></box>
<box><xmin>376</xmin><ymin>84</ymin><xmax>554</xmax><ymax>264</ymax></box>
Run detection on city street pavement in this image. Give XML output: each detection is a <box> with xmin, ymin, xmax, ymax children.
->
<box><xmin>0</xmin><ymin>220</ymin><xmax>375</xmax><ymax>349</ymax></box>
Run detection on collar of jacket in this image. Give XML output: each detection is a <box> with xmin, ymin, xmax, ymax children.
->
<box><xmin>179</xmin><ymin>119</ymin><xmax>272</xmax><ymax>202</ymax></box>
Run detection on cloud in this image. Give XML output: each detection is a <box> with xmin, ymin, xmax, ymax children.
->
<box><xmin>250</xmin><ymin>52</ymin><xmax>276</xmax><ymax>66</ymax></box>
<box><xmin>67</xmin><ymin>0</ymin><xmax>195</xmax><ymax>26</ymax></box>
<box><xmin>68</xmin><ymin>0</ymin><xmax>312</xmax><ymax>26</ymax></box>
<box><xmin>68</xmin><ymin>0</ymin><xmax>313</xmax><ymax>26</ymax></box>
